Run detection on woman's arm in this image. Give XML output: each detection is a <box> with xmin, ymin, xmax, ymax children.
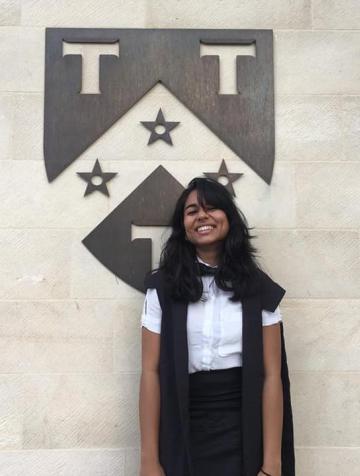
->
<box><xmin>260</xmin><ymin>322</ymin><xmax>283</xmax><ymax>476</ymax></box>
<box><xmin>139</xmin><ymin>327</ymin><xmax>163</xmax><ymax>471</ymax></box>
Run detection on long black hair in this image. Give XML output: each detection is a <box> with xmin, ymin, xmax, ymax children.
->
<box><xmin>158</xmin><ymin>177</ymin><xmax>263</xmax><ymax>302</ymax></box>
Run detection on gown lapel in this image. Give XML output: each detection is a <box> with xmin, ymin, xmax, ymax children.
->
<box><xmin>171</xmin><ymin>298</ymin><xmax>194</xmax><ymax>475</ymax></box>
<box><xmin>241</xmin><ymin>295</ymin><xmax>264</xmax><ymax>475</ymax></box>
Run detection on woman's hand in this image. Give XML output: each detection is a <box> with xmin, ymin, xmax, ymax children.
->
<box><xmin>140</xmin><ymin>460</ymin><xmax>166</xmax><ymax>476</ymax></box>
<box><xmin>257</xmin><ymin>463</ymin><xmax>282</xmax><ymax>476</ymax></box>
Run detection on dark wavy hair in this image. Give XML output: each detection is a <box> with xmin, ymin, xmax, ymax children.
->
<box><xmin>157</xmin><ymin>177</ymin><xmax>263</xmax><ymax>302</ymax></box>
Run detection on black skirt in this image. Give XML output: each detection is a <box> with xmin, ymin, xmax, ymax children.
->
<box><xmin>189</xmin><ymin>366</ymin><xmax>243</xmax><ymax>476</ymax></box>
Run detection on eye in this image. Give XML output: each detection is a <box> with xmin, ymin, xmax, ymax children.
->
<box><xmin>185</xmin><ymin>208</ymin><xmax>197</xmax><ymax>215</ymax></box>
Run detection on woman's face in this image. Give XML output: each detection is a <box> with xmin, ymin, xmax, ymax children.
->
<box><xmin>183</xmin><ymin>189</ymin><xmax>230</xmax><ymax>251</ymax></box>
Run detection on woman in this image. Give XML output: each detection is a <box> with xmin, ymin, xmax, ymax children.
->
<box><xmin>139</xmin><ymin>177</ymin><xmax>295</xmax><ymax>476</ymax></box>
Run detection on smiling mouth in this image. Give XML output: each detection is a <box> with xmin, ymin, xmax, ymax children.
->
<box><xmin>196</xmin><ymin>225</ymin><xmax>216</xmax><ymax>233</ymax></box>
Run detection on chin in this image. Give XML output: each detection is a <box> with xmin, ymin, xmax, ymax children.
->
<box><xmin>195</xmin><ymin>238</ymin><xmax>219</xmax><ymax>246</ymax></box>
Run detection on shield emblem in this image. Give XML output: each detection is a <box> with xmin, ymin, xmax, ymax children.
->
<box><xmin>44</xmin><ymin>28</ymin><xmax>274</xmax><ymax>184</ymax></box>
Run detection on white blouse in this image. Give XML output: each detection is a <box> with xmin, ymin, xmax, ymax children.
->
<box><xmin>141</xmin><ymin>256</ymin><xmax>282</xmax><ymax>374</ymax></box>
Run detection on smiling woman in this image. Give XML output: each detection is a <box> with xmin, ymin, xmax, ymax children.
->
<box><xmin>158</xmin><ymin>177</ymin><xmax>262</xmax><ymax>303</ymax></box>
<box><xmin>139</xmin><ymin>177</ymin><xmax>295</xmax><ymax>476</ymax></box>
<box><xmin>183</xmin><ymin>190</ymin><xmax>230</xmax><ymax>262</ymax></box>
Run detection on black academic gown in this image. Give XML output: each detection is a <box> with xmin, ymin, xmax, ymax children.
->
<box><xmin>144</xmin><ymin>268</ymin><xmax>295</xmax><ymax>476</ymax></box>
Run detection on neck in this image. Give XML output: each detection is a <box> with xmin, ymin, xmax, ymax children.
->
<box><xmin>196</xmin><ymin>247</ymin><xmax>221</xmax><ymax>266</ymax></box>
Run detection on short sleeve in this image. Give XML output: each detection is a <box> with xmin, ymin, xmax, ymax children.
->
<box><xmin>262</xmin><ymin>305</ymin><xmax>283</xmax><ymax>326</ymax></box>
<box><xmin>259</xmin><ymin>271</ymin><xmax>286</xmax><ymax>312</ymax></box>
<box><xmin>141</xmin><ymin>288</ymin><xmax>162</xmax><ymax>334</ymax></box>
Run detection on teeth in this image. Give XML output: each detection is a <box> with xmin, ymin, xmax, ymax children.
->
<box><xmin>197</xmin><ymin>225</ymin><xmax>214</xmax><ymax>232</ymax></box>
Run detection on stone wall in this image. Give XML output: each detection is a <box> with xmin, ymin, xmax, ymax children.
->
<box><xmin>0</xmin><ymin>1</ymin><xmax>359</xmax><ymax>474</ymax></box>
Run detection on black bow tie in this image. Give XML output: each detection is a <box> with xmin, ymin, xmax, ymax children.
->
<box><xmin>197</xmin><ymin>262</ymin><xmax>218</xmax><ymax>276</ymax></box>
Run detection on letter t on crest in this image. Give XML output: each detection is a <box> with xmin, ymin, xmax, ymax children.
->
<box><xmin>62</xmin><ymin>41</ymin><xmax>119</xmax><ymax>94</ymax></box>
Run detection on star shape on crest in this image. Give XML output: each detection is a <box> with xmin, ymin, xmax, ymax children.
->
<box><xmin>77</xmin><ymin>158</ymin><xmax>117</xmax><ymax>197</ymax></box>
<box><xmin>141</xmin><ymin>108</ymin><xmax>180</xmax><ymax>145</ymax></box>
<box><xmin>204</xmin><ymin>159</ymin><xmax>243</xmax><ymax>197</ymax></box>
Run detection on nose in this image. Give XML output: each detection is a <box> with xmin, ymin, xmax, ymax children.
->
<box><xmin>197</xmin><ymin>207</ymin><xmax>209</xmax><ymax>219</ymax></box>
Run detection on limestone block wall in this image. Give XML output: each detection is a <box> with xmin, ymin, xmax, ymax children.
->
<box><xmin>0</xmin><ymin>1</ymin><xmax>359</xmax><ymax>475</ymax></box>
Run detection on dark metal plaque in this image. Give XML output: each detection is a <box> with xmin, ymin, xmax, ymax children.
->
<box><xmin>204</xmin><ymin>159</ymin><xmax>243</xmax><ymax>196</ymax></box>
<box><xmin>141</xmin><ymin>108</ymin><xmax>180</xmax><ymax>145</ymax></box>
<box><xmin>82</xmin><ymin>165</ymin><xmax>184</xmax><ymax>293</ymax></box>
<box><xmin>77</xmin><ymin>158</ymin><xmax>117</xmax><ymax>196</ymax></box>
<box><xmin>44</xmin><ymin>28</ymin><xmax>274</xmax><ymax>184</ymax></box>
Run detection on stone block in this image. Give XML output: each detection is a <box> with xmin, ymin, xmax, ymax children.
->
<box><xmin>295</xmin><ymin>162</ymin><xmax>360</xmax><ymax>228</ymax></box>
<box><xmin>276</xmin><ymin>95</ymin><xmax>343</xmax><ymax>161</ymax></box>
<box><xmin>146</xmin><ymin>0</ymin><xmax>311</xmax><ymax>28</ymax></box>
<box><xmin>0</xmin><ymin>93</ymin><xmax>42</xmax><ymax>161</ymax></box>
<box><xmin>341</xmin><ymin>96</ymin><xmax>360</xmax><ymax>161</ymax></box>
<box><xmin>256</xmin><ymin>230</ymin><xmax>360</xmax><ymax>298</ymax></box>
<box><xmin>0</xmin><ymin>0</ymin><xmax>20</xmax><ymax>26</ymax></box>
<box><xmin>0</xmin><ymin>375</ymin><xmax>23</xmax><ymax>449</ymax></box>
<box><xmin>295</xmin><ymin>447</ymin><xmax>360</xmax><ymax>476</ymax></box>
<box><xmin>312</xmin><ymin>0</ymin><xmax>360</xmax><ymax>29</ymax></box>
<box><xmin>0</xmin><ymin>448</ymin><xmax>125</xmax><ymax>475</ymax></box>
<box><xmin>0</xmin><ymin>93</ymin><xmax>13</xmax><ymax>160</ymax></box>
<box><xmin>0</xmin><ymin>228</ymin><xmax>72</xmax><ymax>299</ymax></box>
<box><xmin>282</xmin><ymin>299</ymin><xmax>360</xmax><ymax>371</ymax></box>
<box><xmin>21</xmin><ymin>373</ymin><xmax>140</xmax><ymax>448</ymax></box>
<box><xmin>275</xmin><ymin>31</ymin><xmax>360</xmax><ymax>94</ymax></box>
<box><xmin>21</xmin><ymin>0</ymin><xmax>147</xmax><ymax>27</ymax></box>
<box><xmin>12</xmin><ymin>93</ymin><xmax>43</xmax><ymax>160</ymax></box>
<box><xmin>291</xmin><ymin>371</ymin><xmax>360</xmax><ymax>446</ymax></box>
<box><xmin>231</xmin><ymin>161</ymin><xmax>296</xmax><ymax>228</ymax></box>
<box><xmin>0</xmin><ymin>27</ymin><xmax>44</xmax><ymax>92</ymax></box>
<box><xmin>0</xmin><ymin>300</ymin><xmax>114</xmax><ymax>373</ymax></box>
<box><xmin>113</xmin><ymin>299</ymin><xmax>143</xmax><ymax>372</ymax></box>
